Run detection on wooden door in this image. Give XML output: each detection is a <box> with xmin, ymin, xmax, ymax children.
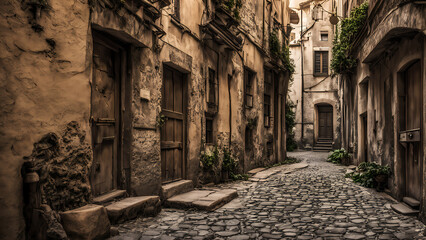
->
<box><xmin>161</xmin><ymin>66</ymin><xmax>185</xmax><ymax>183</ymax></box>
<box><xmin>318</xmin><ymin>105</ymin><xmax>333</xmax><ymax>139</ymax></box>
<box><xmin>362</xmin><ymin>114</ymin><xmax>368</xmax><ymax>162</ymax></box>
<box><xmin>90</xmin><ymin>37</ymin><xmax>121</xmax><ymax>196</ymax></box>
<box><xmin>404</xmin><ymin>61</ymin><xmax>422</xmax><ymax>200</ymax></box>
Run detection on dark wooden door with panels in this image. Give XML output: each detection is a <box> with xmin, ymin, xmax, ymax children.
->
<box><xmin>161</xmin><ymin>66</ymin><xmax>187</xmax><ymax>183</ymax></box>
<box><xmin>90</xmin><ymin>33</ymin><xmax>124</xmax><ymax>196</ymax></box>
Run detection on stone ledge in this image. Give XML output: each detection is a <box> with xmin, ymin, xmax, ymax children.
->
<box><xmin>161</xmin><ymin>180</ymin><xmax>193</xmax><ymax>200</ymax></box>
<box><xmin>165</xmin><ymin>189</ymin><xmax>238</xmax><ymax>211</ymax></box>
<box><xmin>106</xmin><ymin>196</ymin><xmax>161</xmax><ymax>224</ymax></box>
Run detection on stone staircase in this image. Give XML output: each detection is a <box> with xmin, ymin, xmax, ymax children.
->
<box><xmin>93</xmin><ymin>189</ymin><xmax>161</xmax><ymax>224</ymax></box>
<box><xmin>313</xmin><ymin>138</ymin><xmax>333</xmax><ymax>152</ymax></box>
<box><xmin>162</xmin><ymin>180</ymin><xmax>238</xmax><ymax>211</ymax></box>
<box><xmin>391</xmin><ymin>197</ymin><xmax>420</xmax><ymax>216</ymax></box>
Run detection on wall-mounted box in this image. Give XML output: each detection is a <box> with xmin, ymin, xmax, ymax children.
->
<box><xmin>140</xmin><ymin>89</ymin><xmax>150</xmax><ymax>101</ymax></box>
<box><xmin>399</xmin><ymin>128</ymin><xmax>421</xmax><ymax>143</ymax></box>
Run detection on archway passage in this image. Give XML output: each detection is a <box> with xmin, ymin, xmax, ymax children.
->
<box><xmin>318</xmin><ymin>105</ymin><xmax>333</xmax><ymax>139</ymax></box>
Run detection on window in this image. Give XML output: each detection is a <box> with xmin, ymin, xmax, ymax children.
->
<box><xmin>174</xmin><ymin>0</ymin><xmax>180</xmax><ymax>21</ymax></box>
<box><xmin>207</xmin><ymin>68</ymin><xmax>217</xmax><ymax>105</ymax></box>
<box><xmin>264</xmin><ymin>70</ymin><xmax>272</xmax><ymax>128</ymax></box>
<box><xmin>245</xmin><ymin>127</ymin><xmax>252</xmax><ymax>150</ymax></box>
<box><xmin>320</xmin><ymin>32</ymin><xmax>328</xmax><ymax>41</ymax></box>
<box><xmin>290</xmin><ymin>33</ymin><xmax>296</xmax><ymax>42</ymax></box>
<box><xmin>206</xmin><ymin>118</ymin><xmax>213</xmax><ymax>144</ymax></box>
<box><xmin>314</xmin><ymin>51</ymin><xmax>328</xmax><ymax>76</ymax></box>
<box><xmin>244</xmin><ymin>68</ymin><xmax>255</xmax><ymax>108</ymax></box>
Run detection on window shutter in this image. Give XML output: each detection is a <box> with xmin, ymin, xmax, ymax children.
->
<box><xmin>314</xmin><ymin>52</ymin><xmax>321</xmax><ymax>73</ymax></box>
<box><xmin>322</xmin><ymin>52</ymin><xmax>328</xmax><ymax>74</ymax></box>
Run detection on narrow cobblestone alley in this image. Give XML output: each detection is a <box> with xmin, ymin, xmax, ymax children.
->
<box><xmin>112</xmin><ymin>151</ymin><xmax>425</xmax><ymax>240</ymax></box>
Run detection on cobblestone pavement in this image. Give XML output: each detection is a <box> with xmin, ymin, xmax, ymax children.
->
<box><xmin>112</xmin><ymin>151</ymin><xmax>425</xmax><ymax>240</ymax></box>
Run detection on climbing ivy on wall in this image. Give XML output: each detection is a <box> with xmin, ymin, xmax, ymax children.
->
<box><xmin>269</xmin><ymin>30</ymin><xmax>296</xmax><ymax>76</ymax></box>
<box><xmin>215</xmin><ymin>0</ymin><xmax>243</xmax><ymax>20</ymax></box>
<box><xmin>285</xmin><ymin>98</ymin><xmax>297</xmax><ymax>151</ymax></box>
<box><xmin>331</xmin><ymin>2</ymin><xmax>368</xmax><ymax>75</ymax></box>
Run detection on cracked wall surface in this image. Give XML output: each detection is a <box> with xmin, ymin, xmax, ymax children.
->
<box><xmin>0</xmin><ymin>0</ymin><xmax>292</xmax><ymax>238</ymax></box>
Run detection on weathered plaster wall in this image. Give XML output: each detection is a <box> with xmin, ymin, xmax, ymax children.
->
<box><xmin>289</xmin><ymin>0</ymin><xmax>341</xmax><ymax>149</ymax></box>
<box><xmin>0</xmin><ymin>1</ymin><xmax>91</xmax><ymax>239</ymax></box>
<box><xmin>343</xmin><ymin>1</ymin><xmax>426</xmax><ymax>222</ymax></box>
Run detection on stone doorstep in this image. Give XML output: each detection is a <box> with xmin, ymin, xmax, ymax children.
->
<box><xmin>93</xmin><ymin>189</ymin><xmax>127</xmax><ymax>204</ymax></box>
<box><xmin>402</xmin><ymin>197</ymin><xmax>420</xmax><ymax>209</ymax></box>
<box><xmin>60</xmin><ymin>204</ymin><xmax>110</xmax><ymax>240</ymax></box>
<box><xmin>247</xmin><ymin>168</ymin><xmax>266</xmax><ymax>175</ymax></box>
<box><xmin>249</xmin><ymin>163</ymin><xmax>308</xmax><ymax>181</ymax></box>
<box><xmin>106</xmin><ymin>196</ymin><xmax>161</xmax><ymax>224</ymax></box>
<box><xmin>391</xmin><ymin>203</ymin><xmax>419</xmax><ymax>216</ymax></box>
<box><xmin>161</xmin><ymin>180</ymin><xmax>194</xmax><ymax>200</ymax></box>
<box><xmin>165</xmin><ymin>189</ymin><xmax>238</xmax><ymax>211</ymax></box>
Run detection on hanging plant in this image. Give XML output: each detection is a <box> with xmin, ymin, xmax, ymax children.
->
<box><xmin>331</xmin><ymin>2</ymin><xmax>368</xmax><ymax>75</ymax></box>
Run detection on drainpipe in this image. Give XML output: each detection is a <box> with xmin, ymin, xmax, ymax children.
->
<box><xmin>262</xmin><ymin>0</ymin><xmax>265</xmax><ymax>48</ymax></box>
<box><xmin>300</xmin><ymin>8</ymin><xmax>304</xmax><ymax>143</ymax></box>
<box><xmin>228</xmin><ymin>74</ymin><xmax>232</xmax><ymax>149</ymax></box>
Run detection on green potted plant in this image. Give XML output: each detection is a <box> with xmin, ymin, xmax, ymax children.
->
<box><xmin>372</xmin><ymin>165</ymin><xmax>390</xmax><ymax>192</ymax></box>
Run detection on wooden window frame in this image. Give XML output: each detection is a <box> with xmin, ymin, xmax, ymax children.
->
<box><xmin>314</xmin><ymin>51</ymin><xmax>329</xmax><ymax>77</ymax></box>
<box><xmin>320</xmin><ymin>32</ymin><xmax>328</xmax><ymax>41</ymax></box>
<box><xmin>205</xmin><ymin>116</ymin><xmax>214</xmax><ymax>145</ymax></box>
<box><xmin>264</xmin><ymin>69</ymin><xmax>273</xmax><ymax>128</ymax></box>
<box><xmin>244</xmin><ymin>68</ymin><xmax>255</xmax><ymax>108</ymax></box>
<box><xmin>206</xmin><ymin>68</ymin><xmax>218</xmax><ymax>113</ymax></box>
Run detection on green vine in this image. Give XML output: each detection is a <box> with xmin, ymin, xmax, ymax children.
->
<box><xmin>327</xmin><ymin>148</ymin><xmax>351</xmax><ymax>164</ymax></box>
<box><xmin>269</xmin><ymin>30</ymin><xmax>296</xmax><ymax>76</ymax></box>
<box><xmin>156</xmin><ymin>114</ymin><xmax>167</xmax><ymax>128</ymax></box>
<box><xmin>281</xmin><ymin>43</ymin><xmax>295</xmax><ymax>77</ymax></box>
<box><xmin>331</xmin><ymin>2</ymin><xmax>368</xmax><ymax>75</ymax></box>
<box><xmin>269</xmin><ymin>30</ymin><xmax>281</xmax><ymax>59</ymax></box>
<box><xmin>215</xmin><ymin>0</ymin><xmax>243</xmax><ymax>20</ymax></box>
<box><xmin>285</xmin><ymin>98</ymin><xmax>297</xmax><ymax>151</ymax></box>
<box><xmin>200</xmin><ymin>146</ymin><xmax>219</xmax><ymax>170</ymax></box>
<box><xmin>346</xmin><ymin>162</ymin><xmax>391</xmax><ymax>188</ymax></box>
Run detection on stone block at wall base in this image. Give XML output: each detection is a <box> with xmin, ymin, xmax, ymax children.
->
<box><xmin>60</xmin><ymin>204</ymin><xmax>110</xmax><ymax>240</ymax></box>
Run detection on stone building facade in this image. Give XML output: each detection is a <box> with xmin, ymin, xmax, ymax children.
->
<box><xmin>289</xmin><ymin>0</ymin><xmax>341</xmax><ymax>150</ymax></box>
<box><xmin>337</xmin><ymin>0</ymin><xmax>425</xmax><ymax>222</ymax></box>
<box><xmin>0</xmin><ymin>0</ymin><xmax>292</xmax><ymax>239</ymax></box>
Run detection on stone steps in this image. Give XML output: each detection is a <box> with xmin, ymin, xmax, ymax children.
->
<box><xmin>161</xmin><ymin>179</ymin><xmax>193</xmax><ymax>201</ymax></box>
<box><xmin>313</xmin><ymin>140</ymin><xmax>333</xmax><ymax>152</ymax></box>
<box><xmin>105</xmin><ymin>196</ymin><xmax>161</xmax><ymax>224</ymax></box>
<box><xmin>391</xmin><ymin>203</ymin><xmax>419</xmax><ymax>216</ymax></box>
<box><xmin>93</xmin><ymin>189</ymin><xmax>127</xmax><ymax>204</ymax></box>
<box><xmin>403</xmin><ymin>197</ymin><xmax>420</xmax><ymax>209</ymax></box>
<box><xmin>165</xmin><ymin>189</ymin><xmax>238</xmax><ymax>211</ymax></box>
